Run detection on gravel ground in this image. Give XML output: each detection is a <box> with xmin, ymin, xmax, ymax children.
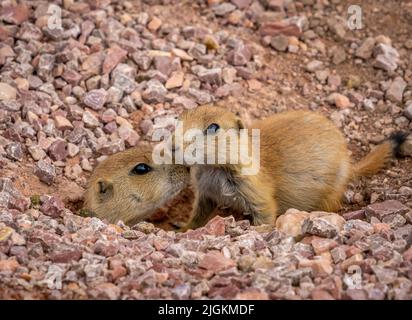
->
<box><xmin>0</xmin><ymin>0</ymin><xmax>412</xmax><ymax>299</ymax></box>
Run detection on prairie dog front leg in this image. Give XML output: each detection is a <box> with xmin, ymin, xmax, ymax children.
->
<box><xmin>183</xmin><ymin>193</ymin><xmax>217</xmax><ymax>231</ymax></box>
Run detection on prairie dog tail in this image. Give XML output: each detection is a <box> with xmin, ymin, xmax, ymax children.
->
<box><xmin>351</xmin><ymin>131</ymin><xmax>409</xmax><ymax>179</ymax></box>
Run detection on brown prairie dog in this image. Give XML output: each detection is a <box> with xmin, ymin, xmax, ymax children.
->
<box><xmin>84</xmin><ymin>145</ymin><xmax>190</xmax><ymax>225</ymax></box>
<box><xmin>176</xmin><ymin>106</ymin><xmax>408</xmax><ymax>230</ymax></box>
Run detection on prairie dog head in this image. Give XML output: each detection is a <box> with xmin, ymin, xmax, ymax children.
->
<box><xmin>83</xmin><ymin>145</ymin><xmax>190</xmax><ymax>225</ymax></box>
<box><xmin>173</xmin><ymin>106</ymin><xmax>246</xmax><ymax>166</ymax></box>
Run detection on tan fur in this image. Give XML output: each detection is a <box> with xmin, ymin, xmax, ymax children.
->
<box><xmin>83</xmin><ymin>145</ymin><xmax>190</xmax><ymax>225</ymax></box>
<box><xmin>177</xmin><ymin>106</ymin><xmax>402</xmax><ymax>230</ymax></box>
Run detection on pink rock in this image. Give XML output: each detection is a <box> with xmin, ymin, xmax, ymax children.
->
<box><xmin>260</xmin><ymin>17</ymin><xmax>307</xmax><ymax>37</ymax></box>
<box><xmin>1</xmin><ymin>4</ymin><xmax>30</xmax><ymax>25</ymax></box>
<box><xmin>48</xmin><ymin>140</ymin><xmax>68</xmax><ymax>161</ymax></box>
<box><xmin>343</xmin><ymin>210</ymin><xmax>365</xmax><ymax>220</ymax></box>
<box><xmin>50</xmin><ymin>249</ymin><xmax>82</xmax><ymax>263</ymax></box>
<box><xmin>311</xmin><ymin>289</ymin><xmax>335</xmax><ymax>300</ymax></box>
<box><xmin>5</xmin><ymin>142</ymin><xmax>23</xmax><ymax>161</ymax></box>
<box><xmin>103</xmin><ymin>45</ymin><xmax>128</xmax><ymax>74</ymax></box>
<box><xmin>299</xmin><ymin>257</ymin><xmax>333</xmax><ymax>277</ymax></box>
<box><xmin>0</xmin><ymin>258</ymin><xmax>19</xmax><ymax>272</ymax></box>
<box><xmin>101</xmin><ymin>109</ymin><xmax>117</xmax><ymax>123</ymax></box>
<box><xmin>227</xmin><ymin>44</ymin><xmax>252</xmax><ymax>66</ymax></box>
<box><xmin>62</xmin><ymin>69</ymin><xmax>82</xmax><ymax>85</ymax></box>
<box><xmin>231</xmin><ymin>0</ymin><xmax>252</xmax><ymax>9</ymax></box>
<box><xmin>172</xmin><ymin>96</ymin><xmax>197</xmax><ymax>109</ymax></box>
<box><xmin>204</xmin><ymin>215</ymin><xmax>226</xmax><ymax>236</ymax></box>
<box><xmin>89</xmin><ymin>283</ymin><xmax>121</xmax><ymax>300</ymax></box>
<box><xmin>40</xmin><ymin>196</ymin><xmax>65</xmax><ymax>218</ymax></box>
<box><xmin>365</xmin><ymin>200</ymin><xmax>410</xmax><ymax>220</ymax></box>
<box><xmin>311</xmin><ymin>237</ymin><xmax>338</xmax><ymax>255</ymax></box>
<box><xmin>83</xmin><ymin>89</ymin><xmax>108</xmax><ymax>110</ymax></box>
<box><xmin>93</xmin><ymin>240</ymin><xmax>119</xmax><ymax>257</ymax></box>
<box><xmin>54</xmin><ymin>116</ymin><xmax>73</xmax><ymax>131</ymax></box>
<box><xmin>199</xmin><ymin>250</ymin><xmax>235</xmax><ymax>273</ymax></box>
<box><xmin>34</xmin><ymin>160</ymin><xmax>56</xmax><ymax>185</ymax></box>
<box><xmin>97</xmin><ymin>139</ymin><xmax>125</xmax><ymax>155</ymax></box>
<box><xmin>235</xmin><ymin>289</ymin><xmax>269</xmax><ymax>300</ymax></box>
<box><xmin>276</xmin><ymin>208</ymin><xmax>309</xmax><ymax>237</ymax></box>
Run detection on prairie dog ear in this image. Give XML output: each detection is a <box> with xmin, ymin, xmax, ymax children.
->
<box><xmin>236</xmin><ymin>118</ymin><xmax>245</xmax><ymax>130</ymax></box>
<box><xmin>97</xmin><ymin>179</ymin><xmax>113</xmax><ymax>201</ymax></box>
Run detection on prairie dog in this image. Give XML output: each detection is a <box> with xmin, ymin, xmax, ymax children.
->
<box><xmin>84</xmin><ymin>145</ymin><xmax>190</xmax><ymax>225</ymax></box>
<box><xmin>175</xmin><ymin>106</ymin><xmax>408</xmax><ymax>230</ymax></box>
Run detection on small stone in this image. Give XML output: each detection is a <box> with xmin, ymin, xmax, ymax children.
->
<box><xmin>0</xmin><ymin>258</ymin><xmax>19</xmax><ymax>272</ymax></box>
<box><xmin>373</xmin><ymin>43</ymin><xmax>399</xmax><ymax>72</ymax></box>
<box><xmin>165</xmin><ymin>71</ymin><xmax>184</xmax><ymax>89</ymax></box>
<box><xmin>302</xmin><ymin>212</ymin><xmax>345</xmax><ymax>238</ymax></box>
<box><xmin>327</xmin><ymin>93</ymin><xmax>351</xmax><ymax>108</ymax></box>
<box><xmin>171</xmin><ymin>48</ymin><xmax>193</xmax><ymax>61</ymax></box>
<box><xmin>172</xmin><ymin>96</ymin><xmax>197</xmax><ymax>109</ymax></box>
<box><xmin>103</xmin><ymin>45</ymin><xmax>128</xmax><ymax>74</ymax></box>
<box><xmin>84</xmin><ymin>89</ymin><xmax>108</xmax><ymax>110</ymax></box>
<box><xmin>0</xmin><ymin>83</ymin><xmax>17</xmax><ymax>101</ymax></box>
<box><xmin>236</xmin><ymin>289</ymin><xmax>268</xmax><ymax>300</ymax></box>
<box><xmin>81</xmin><ymin>158</ymin><xmax>93</xmax><ymax>172</ymax></box>
<box><xmin>299</xmin><ymin>257</ymin><xmax>333</xmax><ymax>276</ymax></box>
<box><xmin>270</xmin><ymin>35</ymin><xmax>289</xmax><ymax>52</ymax></box>
<box><xmin>306</xmin><ymin>60</ymin><xmax>323</xmax><ymax>72</ymax></box>
<box><xmin>40</xmin><ymin>196</ymin><xmax>65</xmax><ymax>218</ymax></box>
<box><xmin>49</xmin><ymin>249</ymin><xmax>82</xmax><ymax>263</ymax></box>
<box><xmin>133</xmin><ymin>221</ymin><xmax>155</xmax><ymax>234</ymax></box>
<box><xmin>28</xmin><ymin>145</ymin><xmax>46</xmax><ymax>161</ymax></box>
<box><xmin>34</xmin><ymin>160</ymin><xmax>56</xmax><ymax>185</ymax></box>
<box><xmin>198</xmin><ymin>68</ymin><xmax>222</xmax><ymax>86</ymax></box>
<box><xmin>355</xmin><ymin>37</ymin><xmax>376</xmax><ymax>59</ymax></box>
<box><xmin>204</xmin><ymin>35</ymin><xmax>220</xmax><ymax>50</ymax></box>
<box><xmin>371</xmin><ymin>265</ymin><xmax>398</xmax><ymax>285</ymax></box>
<box><xmin>386</xmin><ymin>77</ymin><xmax>406</xmax><ymax>103</ymax></box>
<box><xmin>93</xmin><ymin>240</ymin><xmax>119</xmax><ymax>257</ymax></box>
<box><xmin>67</xmin><ymin>143</ymin><xmax>79</xmax><ymax>157</ymax></box>
<box><xmin>147</xmin><ymin>17</ymin><xmax>162</xmax><ymax>32</ymax></box>
<box><xmin>1</xmin><ymin>4</ymin><xmax>30</xmax><ymax>24</ymax></box>
<box><xmin>48</xmin><ymin>140</ymin><xmax>68</xmax><ymax>161</ymax></box>
<box><xmin>343</xmin><ymin>210</ymin><xmax>365</xmax><ymax>220</ymax></box>
<box><xmin>227</xmin><ymin>44</ymin><xmax>252</xmax><ymax>66</ymax></box>
<box><xmin>311</xmin><ymin>290</ymin><xmax>335</xmax><ymax>300</ymax></box>
<box><xmin>0</xmin><ymin>226</ymin><xmax>13</xmax><ymax>242</ymax></box>
<box><xmin>260</xmin><ymin>17</ymin><xmax>307</xmax><ymax>37</ymax></box>
<box><xmin>117</xmin><ymin>126</ymin><xmax>140</xmax><ymax>147</ymax></box>
<box><xmin>89</xmin><ymin>283</ymin><xmax>120</xmax><ymax>300</ymax></box>
<box><xmin>97</xmin><ymin>139</ymin><xmax>125</xmax><ymax>155</ymax></box>
<box><xmin>365</xmin><ymin>200</ymin><xmax>410</xmax><ymax>220</ymax></box>
<box><xmin>142</xmin><ymin>79</ymin><xmax>167</xmax><ymax>103</ymax></box>
<box><xmin>54</xmin><ymin>116</ymin><xmax>73</xmax><ymax>131</ymax></box>
<box><xmin>199</xmin><ymin>251</ymin><xmax>235</xmax><ymax>273</ymax></box>
<box><xmin>5</xmin><ymin>143</ymin><xmax>23</xmax><ymax>161</ymax></box>
<box><xmin>213</xmin><ymin>3</ymin><xmax>236</xmax><ymax>16</ymax></box>
<box><xmin>341</xmin><ymin>253</ymin><xmax>363</xmax><ymax>271</ymax></box>
<box><xmin>311</xmin><ymin>238</ymin><xmax>338</xmax><ymax>255</ymax></box>
<box><xmin>331</xmin><ymin>246</ymin><xmax>346</xmax><ymax>263</ymax></box>
<box><xmin>83</xmin><ymin>110</ymin><xmax>100</xmax><ymax>128</ymax></box>
<box><xmin>275</xmin><ymin>208</ymin><xmax>309</xmax><ymax>237</ymax></box>
<box><xmin>222</xmin><ymin>67</ymin><xmax>237</xmax><ymax>84</ymax></box>
<box><xmin>332</xmin><ymin>46</ymin><xmax>346</xmax><ymax>64</ymax></box>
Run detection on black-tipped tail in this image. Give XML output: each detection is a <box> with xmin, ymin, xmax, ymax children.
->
<box><xmin>389</xmin><ymin>131</ymin><xmax>409</xmax><ymax>157</ymax></box>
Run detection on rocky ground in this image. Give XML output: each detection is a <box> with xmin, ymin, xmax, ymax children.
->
<box><xmin>0</xmin><ymin>0</ymin><xmax>411</xmax><ymax>299</ymax></box>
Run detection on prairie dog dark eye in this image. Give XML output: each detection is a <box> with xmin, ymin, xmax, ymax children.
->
<box><xmin>205</xmin><ymin>123</ymin><xmax>220</xmax><ymax>135</ymax></box>
<box><xmin>130</xmin><ymin>163</ymin><xmax>152</xmax><ymax>175</ymax></box>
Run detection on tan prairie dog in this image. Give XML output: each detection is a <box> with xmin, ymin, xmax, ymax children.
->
<box><xmin>84</xmin><ymin>145</ymin><xmax>190</xmax><ymax>225</ymax></box>
<box><xmin>175</xmin><ymin>106</ymin><xmax>409</xmax><ymax>230</ymax></box>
